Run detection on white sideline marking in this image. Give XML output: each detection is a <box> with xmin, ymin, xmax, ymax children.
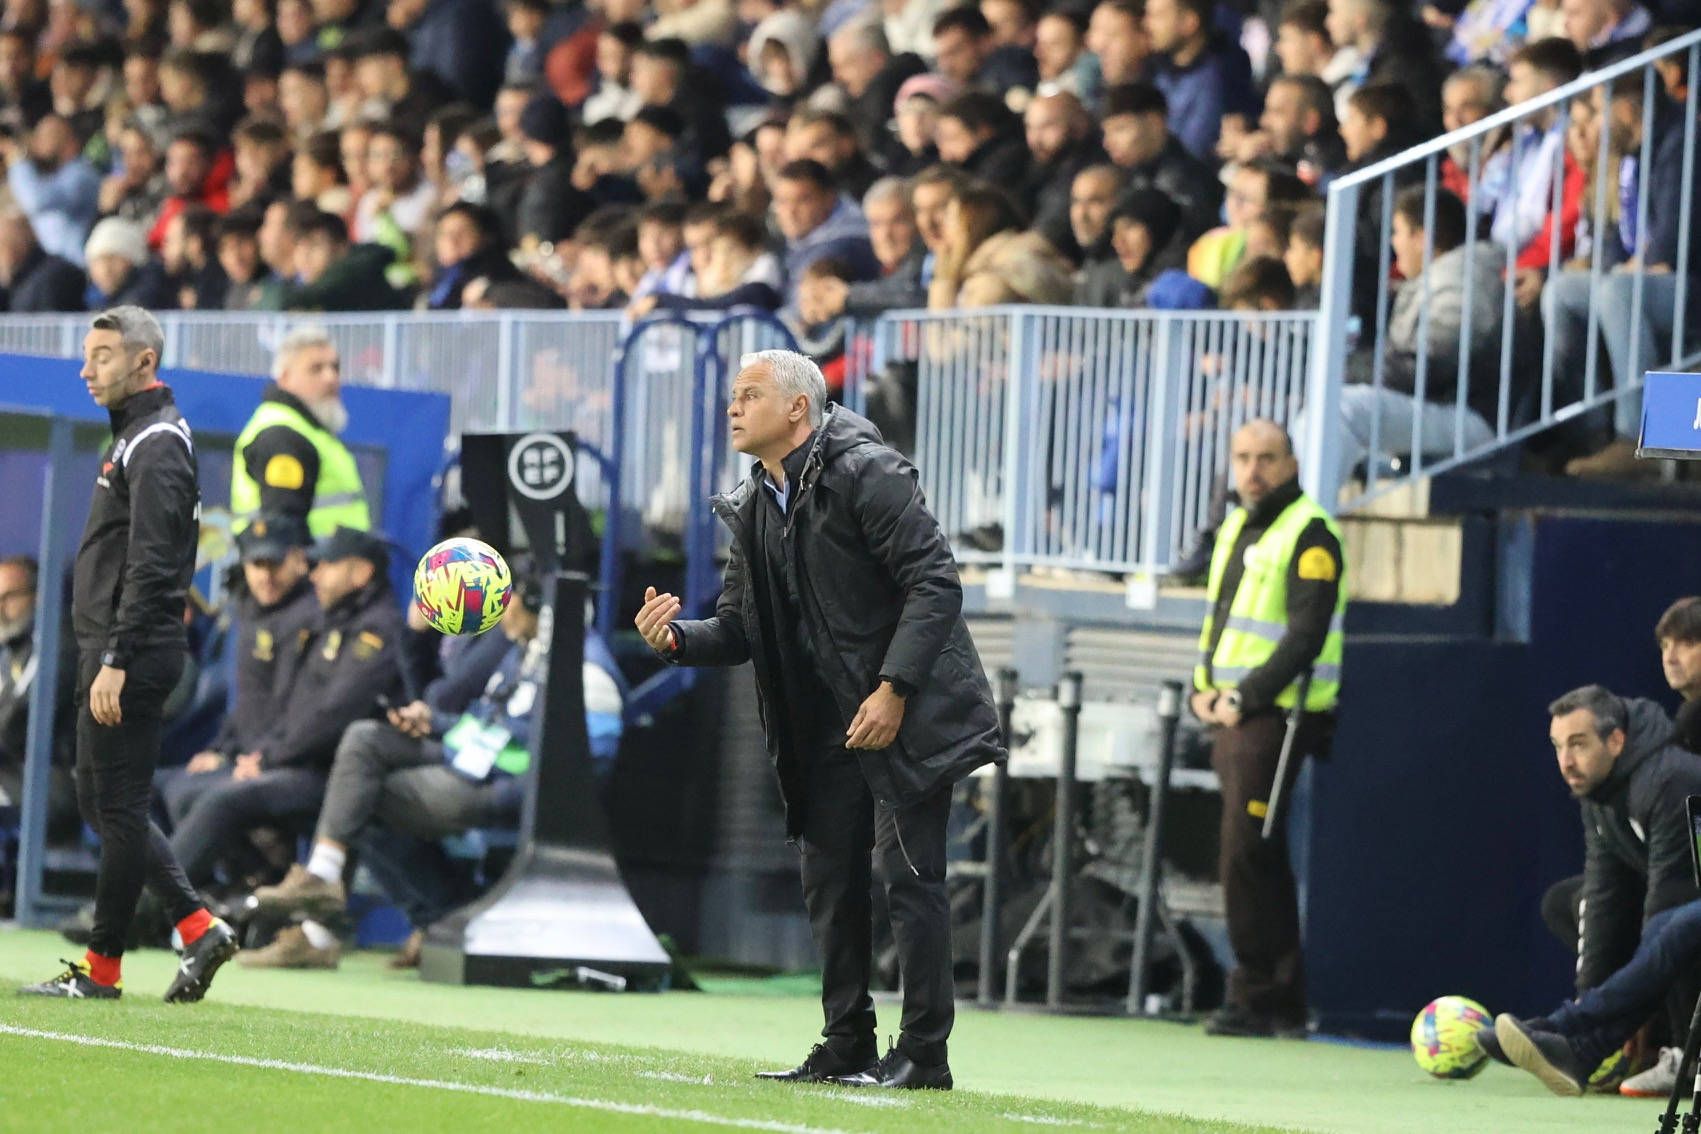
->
<box><xmin>0</xmin><ymin>1025</ymin><xmax>846</xmax><ymax>1134</ymax></box>
<box><xmin>452</xmin><ymin>1047</ymin><xmax>552</xmax><ymax>1065</ymax></box>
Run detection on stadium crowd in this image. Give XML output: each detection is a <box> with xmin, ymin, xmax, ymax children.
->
<box><xmin>0</xmin><ymin>0</ymin><xmax>1694</xmax><ymax>474</ymax></box>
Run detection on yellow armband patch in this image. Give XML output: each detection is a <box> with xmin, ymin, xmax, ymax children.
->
<box><xmin>263</xmin><ymin>453</ymin><xmax>306</xmax><ymax>490</ymax></box>
<box><xmin>1295</xmin><ymin>546</ymin><xmax>1338</xmax><ymax>582</ymax></box>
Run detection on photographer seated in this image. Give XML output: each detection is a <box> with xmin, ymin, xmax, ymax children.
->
<box><xmin>1477</xmin><ymin>686</ymin><xmax>1701</xmax><ymax>1095</ymax></box>
<box><xmin>241</xmin><ymin>574</ymin><xmax>626</xmax><ymax>969</ymax></box>
<box><xmin>156</xmin><ymin>514</ymin><xmax>318</xmax><ymax>866</ymax></box>
<box><xmin>166</xmin><ymin>527</ymin><xmax>402</xmax><ymax>891</ymax></box>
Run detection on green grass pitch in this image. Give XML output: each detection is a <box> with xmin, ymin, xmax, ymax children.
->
<box><xmin>0</xmin><ymin>927</ymin><xmax>1667</xmax><ymax>1133</ymax></box>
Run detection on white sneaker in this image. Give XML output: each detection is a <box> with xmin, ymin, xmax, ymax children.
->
<box><xmin>1621</xmin><ymin>1046</ymin><xmax>1683</xmax><ymax>1098</ymax></box>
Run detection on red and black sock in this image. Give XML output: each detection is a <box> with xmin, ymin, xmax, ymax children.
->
<box><xmin>175</xmin><ymin>908</ymin><xmax>214</xmax><ymax>948</ymax></box>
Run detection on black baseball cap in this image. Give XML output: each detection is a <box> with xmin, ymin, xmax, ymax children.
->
<box><xmin>236</xmin><ymin>511</ymin><xmax>310</xmax><ymax>562</ymax></box>
<box><xmin>309</xmin><ymin>525</ymin><xmax>391</xmax><ymax>572</ymax></box>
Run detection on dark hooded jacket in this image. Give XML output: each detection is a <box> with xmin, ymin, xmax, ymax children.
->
<box><xmin>1577</xmin><ymin>696</ymin><xmax>1701</xmax><ymax>991</ymax></box>
<box><xmin>664</xmin><ymin>406</ymin><xmax>1003</xmax><ymax>835</ymax></box>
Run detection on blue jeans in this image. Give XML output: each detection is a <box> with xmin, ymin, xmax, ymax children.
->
<box><xmin>1547</xmin><ymin>900</ymin><xmax>1701</xmax><ymax>1067</ymax></box>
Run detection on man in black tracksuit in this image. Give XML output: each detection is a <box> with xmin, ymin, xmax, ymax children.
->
<box><xmin>21</xmin><ymin>305</ymin><xmax>238</xmax><ymax>1003</ymax></box>
<box><xmin>636</xmin><ymin>349</ymin><xmax>1004</xmax><ymax>1091</ymax></box>
<box><xmin>157</xmin><ymin>511</ymin><xmax>319</xmax><ymax>851</ymax></box>
<box><xmin>167</xmin><ymin>526</ymin><xmax>403</xmax><ymax>887</ymax></box>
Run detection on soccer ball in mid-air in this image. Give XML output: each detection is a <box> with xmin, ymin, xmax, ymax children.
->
<box><xmin>1411</xmin><ymin>996</ymin><xmax>1493</xmax><ymax>1079</ymax></box>
<box><xmin>414</xmin><ymin>537</ymin><xmax>513</xmax><ymax>635</ymax></box>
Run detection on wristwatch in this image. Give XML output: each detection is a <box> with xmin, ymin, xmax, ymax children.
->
<box><xmin>1221</xmin><ymin>690</ymin><xmax>1243</xmax><ymax>714</ymax></box>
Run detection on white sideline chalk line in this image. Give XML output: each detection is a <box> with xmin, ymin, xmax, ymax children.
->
<box><xmin>0</xmin><ymin>1024</ymin><xmax>846</xmax><ymax>1134</ymax></box>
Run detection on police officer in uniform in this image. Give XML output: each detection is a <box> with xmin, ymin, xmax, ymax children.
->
<box><xmin>167</xmin><ymin>526</ymin><xmax>402</xmax><ymax>886</ymax></box>
<box><xmin>1191</xmin><ymin>419</ymin><xmax>1345</xmax><ymax>1039</ymax></box>
<box><xmin>230</xmin><ymin>325</ymin><xmax>370</xmax><ymax>537</ymax></box>
<box><xmin>21</xmin><ymin>306</ymin><xmax>237</xmax><ymax>1002</ymax></box>
<box><xmin>157</xmin><ymin>511</ymin><xmax>319</xmax><ymax>840</ymax></box>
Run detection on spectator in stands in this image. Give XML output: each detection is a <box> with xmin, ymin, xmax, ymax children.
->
<box><xmin>232</xmin><ymin>0</ymin><xmax>285</xmax><ymax>75</ymax></box>
<box><xmin>1219</xmin><ymin>254</ymin><xmax>1296</xmax><ymax>311</ymax></box>
<box><xmin>649</xmin><ymin>0</ymin><xmax>738</xmax><ymax>46</ymax></box>
<box><xmin>798</xmin><ymin>176</ymin><xmax>925</xmax><ymax>322</ymax></box>
<box><xmin>389</xmin><ymin>0</ymin><xmax>509</xmax><ymax>109</ymax></box>
<box><xmin>565</xmin><ymin>208</ymin><xmax>638</xmax><ymax>308</ymax></box>
<box><xmin>162</xmin><ymin>202</ymin><xmax>226</xmax><ymax>309</ymax></box>
<box><xmin>501</xmin><ymin>0</ymin><xmax>552</xmax><ymax>88</ymax></box>
<box><xmin>1438</xmin><ymin>64</ymin><xmax>1506</xmax><ymax>202</ymax></box>
<box><xmin>229</xmin><ymin>117</ymin><xmax>292</xmax><ymax>210</ymax></box>
<box><xmin>158</xmin><ymin>48</ymin><xmax>231</xmax><ymax>136</ymax></box>
<box><xmin>1324</xmin><ymin>187</ymin><xmax>1501</xmax><ymax>483</ymax></box>
<box><xmin>1274</xmin><ymin>0</ymin><xmax>1360</xmax><ymax>116</ymax></box>
<box><xmin>98</xmin><ymin>119</ymin><xmax>168</xmax><ymax>228</ymax></box>
<box><xmin>1107</xmin><ymin>187</ymin><xmax>1186</xmax><ymax>305</ymax></box>
<box><xmin>426</xmin><ymin>201</ymin><xmax>519</xmax><ymax>309</ymax></box>
<box><xmin>156</xmin><ymin>513</ymin><xmax>317</xmax><ymax>862</ymax></box>
<box><xmin>0</xmin><ymin>28</ymin><xmax>51</xmax><ymax>136</ymax></box>
<box><xmin>83</xmin><ymin>216</ymin><xmax>175</xmax><ymax>309</ymax></box>
<box><xmin>785</xmin><ymin>109</ymin><xmax>881</xmax><ymax>201</ymax></box>
<box><xmin>167</xmin><ymin>526</ymin><xmax>403</xmax><ymax>894</ymax></box>
<box><xmin>1481</xmin><ymin>39</ymin><xmax>1584</xmax><ymax>291</ymax></box>
<box><xmin>1144</xmin><ymin>0</ymin><xmax>1257</xmax><ymax>161</ymax></box>
<box><xmin>49</xmin><ymin>42</ymin><xmax>108</xmax><ymax>145</ymax></box>
<box><xmin>0</xmin><ymin>206</ymin><xmax>83</xmax><ymax>312</ymax></box>
<box><xmin>148</xmin><ymin>128</ymin><xmax>228</xmax><ymax>251</ymax></box>
<box><xmin>257</xmin><ymin>197</ymin><xmax>297</xmax><ymax>288</ymax></box>
<box><xmin>278</xmin><ymin>205</ymin><xmax>405</xmax><ymax>311</ymax></box>
<box><xmin>1088</xmin><ymin>0</ymin><xmax>1152</xmax><ymax>87</ymax></box>
<box><xmin>632</xmin><ymin>38</ymin><xmax>731</xmax><ymax>161</ymax></box>
<box><xmin>1325</xmin><ymin>0</ymin><xmax>1446</xmax><ymax>134</ymax></box>
<box><xmin>215</xmin><ymin>207</ymin><xmax>277</xmax><ymax>310</ymax></box>
<box><xmin>1019</xmin><ymin>92</ymin><xmax>1101</xmax><ymax>258</ymax></box>
<box><xmin>293</xmin><ymin>132</ymin><xmax>353</xmax><ymax>216</ymax></box>
<box><xmin>931</xmin><ymin>4</ymin><xmax>1037</xmax><ymax>96</ymax></box>
<box><xmin>1099</xmin><ymin>82</ymin><xmax>1221</xmax><ymax>242</ymax></box>
<box><xmin>622</xmin><ymin>105</ymin><xmax>694</xmax><ymax>202</ymax></box>
<box><xmin>353</xmin><ymin>123</ymin><xmax>435</xmax><ymax>289</ymax></box>
<box><xmin>772</xmin><ymin>158</ymin><xmax>878</xmax><ymax>309</ymax></box>
<box><xmin>347</xmin><ymin>27</ymin><xmax>444</xmax><ymax>135</ymax></box>
<box><xmin>749</xmin><ymin>9</ymin><xmax>823</xmax><ymax>100</ymax></box>
<box><xmin>1189</xmin><ymin>161</ymin><xmax>1308</xmax><ymax>291</ymax></box>
<box><xmin>1285</xmin><ymin>203</ymin><xmax>1325</xmax><ymax>308</ymax></box>
<box><xmin>0</xmin><ymin>554</ymin><xmax>78</xmax><ymax>839</ymax></box>
<box><xmin>121</xmin><ymin>48</ymin><xmax>169</xmax><ymax>138</ymax></box>
<box><xmin>1337</xmin><ymin>83</ymin><xmax>1425</xmax><ymax>322</ymax></box>
<box><xmin>934</xmin><ymin>91</ymin><xmax>1026</xmax><ymax>188</ymax></box>
<box><xmin>277</xmin><ymin>0</ymin><xmax>320</xmax><ymax>66</ymax></box>
<box><xmin>1655</xmin><ymin>597</ymin><xmax>1701</xmax><ymax>755</ymax></box>
<box><xmin>513</xmin><ymin>93</ymin><xmax>591</xmax><ymax>252</ymax></box>
<box><xmin>1071</xmin><ymin>163</ymin><xmax>1130</xmax><ymax>304</ymax></box>
<box><xmin>6</xmin><ymin>114</ymin><xmax>99</xmax><ymax>266</ymax></box>
<box><xmin>1548</xmin><ymin>73</ymin><xmax>1701</xmax><ymax>479</ymax></box>
<box><xmin>1563</xmin><ymin>0</ymin><xmax>1653</xmax><ymax>67</ymax></box>
<box><xmin>637</xmin><ymin>207</ymin><xmax>783</xmax><ymax>314</ymax></box>
<box><xmin>279</xmin><ymin>60</ymin><xmax>330</xmax><ymax>142</ymax></box>
<box><xmin>889</xmin><ymin>73</ymin><xmax>950</xmax><ymax>177</ymax></box>
<box><xmin>581</xmin><ymin>21</ymin><xmax>643</xmax><ymax>124</ymax></box>
<box><xmin>827</xmin><ymin>21</ymin><xmax>925</xmax><ymax>163</ymax></box>
<box><xmin>1480</xmin><ymin>685</ymin><xmax>1701</xmax><ymax>1094</ymax></box>
<box><xmin>928</xmin><ymin>182</ymin><xmax>1071</xmax><ymax>307</ymax></box>
<box><xmin>1224</xmin><ymin>74</ymin><xmax>1344</xmax><ymax>188</ymax></box>
<box><xmin>982</xmin><ymin>0</ymin><xmax>1040</xmax><ymax>52</ymax></box>
<box><xmin>1033</xmin><ymin>8</ymin><xmax>1091</xmax><ymax>98</ymax></box>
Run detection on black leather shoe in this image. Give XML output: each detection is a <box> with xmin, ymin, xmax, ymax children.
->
<box><xmin>164</xmin><ymin>918</ymin><xmax>239</xmax><ymax>1004</ymax></box>
<box><xmin>833</xmin><ymin>1043</ymin><xmax>953</xmax><ymax>1090</ymax></box>
<box><xmin>754</xmin><ymin>1043</ymin><xmax>876</xmax><ymax>1083</ymax></box>
<box><xmin>1475</xmin><ymin>1024</ymin><xmax>1512</xmax><ymax>1066</ymax></box>
<box><xmin>1494</xmin><ymin>1014</ymin><xmax>1587</xmax><ymax>1097</ymax></box>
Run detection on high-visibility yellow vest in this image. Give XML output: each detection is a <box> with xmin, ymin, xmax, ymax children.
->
<box><xmin>1195</xmin><ymin>492</ymin><xmax>1345</xmax><ymax>712</ymax></box>
<box><xmin>230</xmin><ymin>398</ymin><xmax>370</xmax><ymax>537</ymax></box>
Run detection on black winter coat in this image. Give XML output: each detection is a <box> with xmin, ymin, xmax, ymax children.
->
<box><xmin>1577</xmin><ymin>697</ymin><xmax>1701</xmax><ymax>991</ymax></box>
<box><xmin>668</xmin><ymin>408</ymin><xmax>1003</xmax><ymax>835</ymax></box>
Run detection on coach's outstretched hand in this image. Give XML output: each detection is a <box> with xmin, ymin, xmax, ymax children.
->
<box><xmin>636</xmin><ymin>586</ymin><xmax>681</xmax><ymax>653</ymax></box>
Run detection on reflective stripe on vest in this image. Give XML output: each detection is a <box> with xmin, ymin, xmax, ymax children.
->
<box><xmin>1194</xmin><ymin>492</ymin><xmax>1346</xmax><ymax>712</ymax></box>
<box><xmin>230</xmin><ymin>400</ymin><xmax>371</xmax><ymax>538</ymax></box>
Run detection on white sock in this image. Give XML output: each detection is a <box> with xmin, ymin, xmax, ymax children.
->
<box><xmin>304</xmin><ymin>843</ymin><xmax>345</xmax><ymax>885</ymax></box>
<box><xmin>299</xmin><ymin>920</ymin><xmax>335</xmax><ymax>951</ymax></box>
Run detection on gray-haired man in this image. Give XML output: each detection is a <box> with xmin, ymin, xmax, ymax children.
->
<box><xmin>635</xmin><ymin>350</ymin><xmax>1004</xmax><ymax>1089</ymax></box>
<box><xmin>230</xmin><ymin>324</ymin><xmax>370</xmax><ymax>537</ymax></box>
<box><xmin>21</xmin><ymin>306</ymin><xmax>238</xmax><ymax>1002</ymax></box>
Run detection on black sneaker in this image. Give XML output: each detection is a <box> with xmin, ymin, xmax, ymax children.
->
<box><xmin>164</xmin><ymin>918</ymin><xmax>239</xmax><ymax>1004</ymax></box>
<box><xmin>1494</xmin><ymin>1013</ymin><xmax>1587</xmax><ymax>1097</ymax></box>
<box><xmin>1475</xmin><ymin>1024</ymin><xmax>1512</xmax><ymax>1066</ymax></box>
<box><xmin>755</xmin><ymin>1043</ymin><xmax>877</xmax><ymax>1083</ymax></box>
<box><xmin>19</xmin><ymin>958</ymin><xmax>121</xmax><ymax>1000</ymax></box>
<box><xmin>833</xmin><ymin>1041</ymin><xmax>953</xmax><ymax>1090</ymax></box>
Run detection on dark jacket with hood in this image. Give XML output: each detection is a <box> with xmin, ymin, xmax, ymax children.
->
<box><xmin>1577</xmin><ymin>696</ymin><xmax>1701</xmax><ymax>991</ymax></box>
<box><xmin>664</xmin><ymin>406</ymin><xmax>1003</xmax><ymax>835</ymax></box>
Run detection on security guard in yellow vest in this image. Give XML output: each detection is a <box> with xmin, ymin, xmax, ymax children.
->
<box><xmin>231</xmin><ymin>327</ymin><xmax>371</xmax><ymax>538</ymax></box>
<box><xmin>1190</xmin><ymin>419</ymin><xmax>1345</xmax><ymax>1039</ymax></box>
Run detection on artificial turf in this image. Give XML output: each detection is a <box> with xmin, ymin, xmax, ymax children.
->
<box><xmin>0</xmin><ymin>927</ymin><xmax>1669</xmax><ymax>1133</ymax></box>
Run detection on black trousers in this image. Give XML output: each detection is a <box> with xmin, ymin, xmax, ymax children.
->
<box><xmin>74</xmin><ymin>648</ymin><xmax>201</xmax><ymax>958</ymax></box>
<box><xmin>1209</xmin><ymin>711</ymin><xmax>1314</xmax><ymax>1022</ymax></box>
<box><xmin>165</xmin><ymin>765</ymin><xmax>326</xmax><ymax>887</ymax></box>
<box><xmin>797</xmin><ymin>744</ymin><xmax>954</xmax><ymax>1067</ymax></box>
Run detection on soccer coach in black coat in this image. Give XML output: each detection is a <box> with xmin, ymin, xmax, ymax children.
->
<box><xmin>636</xmin><ymin>348</ymin><xmax>1003</xmax><ymax>1091</ymax></box>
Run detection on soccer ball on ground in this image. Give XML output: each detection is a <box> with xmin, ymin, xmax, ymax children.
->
<box><xmin>1411</xmin><ymin>995</ymin><xmax>1493</xmax><ymax>1079</ymax></box>
<box><xmin>414</xmin><ymin>537</ymin><xmax>513</xmax><ymax>636</ymax></box>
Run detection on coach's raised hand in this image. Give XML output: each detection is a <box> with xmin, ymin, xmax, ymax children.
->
<box><xmin>636</xmin><ymin>586</ymin><xmax>681</xmax><ymax>653</ymax></box>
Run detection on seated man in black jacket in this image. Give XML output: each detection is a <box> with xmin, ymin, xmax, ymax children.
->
<box><xmin>0</xmin><ymin>207</ymin><xmax>83</xmax><ymax>312</ymax></box>
<box><xmin>156</xmin><ymin>513</ymin><xmax>319</xmax><ymax>865</ymax></box>
<box><xmin>166</xmin><ymin>527</ymin><xmax>402</xmax><ymax>889</ymax></box>
<box><xmin>0</xmin><ymin>554</ymin><xmax>78</xmax><ymax>838</ymax></box>
<box><xmin>1477</xmin><ymin>685</ymin><xmax>1701</xmax><ymax>1091</ymax></box>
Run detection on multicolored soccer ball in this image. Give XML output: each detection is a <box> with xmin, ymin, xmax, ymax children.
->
<box><xmin>413</xmin><ymin>537</ymin><xmax>513</xmax><ymax>636</ymax></box>
<box><xmin>1411</xmin><ymin>996</ymin><xmax>1493</xmax><ymax>1079</ymax></box>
